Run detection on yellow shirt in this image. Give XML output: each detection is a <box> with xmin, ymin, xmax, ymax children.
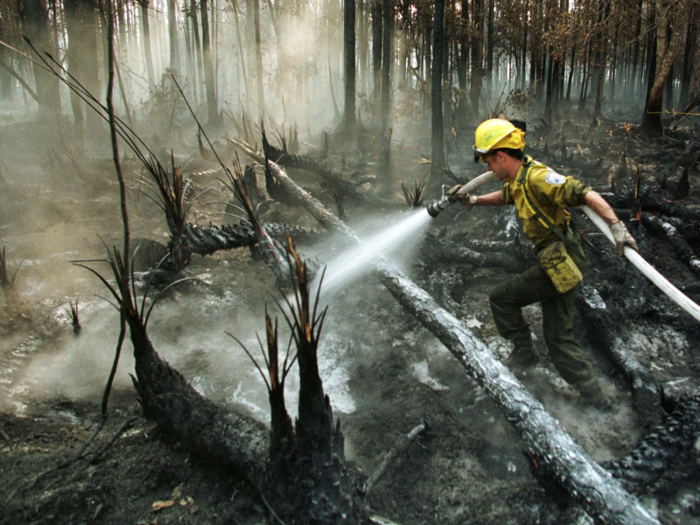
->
<box><xmin>500</xmin><ymin>156</ymin><xmax>590</xmax><ymax>249</ymax></box>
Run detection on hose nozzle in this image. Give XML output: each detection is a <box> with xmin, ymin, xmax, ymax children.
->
<box><xmin>426</xmin><ymin>185</ymin><xmax>456</xmax><ymax>218</ymax></box>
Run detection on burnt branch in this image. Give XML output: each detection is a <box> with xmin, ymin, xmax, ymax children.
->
<box><xmin>643</xmin><ymin>215</ymin><xmax>700</xmax><ymax>276</ymax></box>
<box><xmin>401</xmin><ymin>181</ymin><xmax>427</xmax><ymax>208</ymax></box>
<box><xmin>277</xmin><ymin>233</ymin><xmax>334</xmax><ymax>458</ymax></box>
<box><xmin>66</xmin><ymin>300</ymin><xmax>81</xmax><ymax>334</ymax></box>
<box><xmin>220</xmin><ymin>155</ymin><xmax>291</xmax><ymax>283</ymax></box>
<box><xmin>604</xmin><ymin>186</ymin><xmax>700</xmax><ymax>223</ymax></box>
<box><xmin>0</xmin><ymin>246</ymin><xmax>23</xmax><ymax>287</ymax></box>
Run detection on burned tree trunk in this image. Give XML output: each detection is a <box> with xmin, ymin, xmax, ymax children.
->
<box><xmin>200</xmin><ymin>0</ymin><xmax>218</xmax><ymax>125</ymax></box>
<box><xmin>641</xmin><ymin>3</ymin><xmax>685</xmax><ymax>135</ymax></box>
<box><xmin>576</xmin><ymin>284</ymin><xmax>663</xmax><ymax>428</ymax></box>
<box><xmin>430</xmin><ymin>0</ymin><xmax>446</xmax><ymax>170</ymax></box>
<box><xmin>184</xmin><ymin>222</ymin><xmax>322</xmax><ymax>257</ymax></box>
<box><xmin>22</xmin><ymin>0</ymin><xmax>61</xmax><ymax>117</ymax></box>
<box><xmin>129</xmin><ymin>317</ymin><xmax>269</xmax><ymax>480</ymax></box>
<box><xmin>343</xmin><ymin>0</ymin><xmax>356</xmax><ymax>129</ymax></box>
<box><xmin>166</xmin><ymin>0</ymin><xmax>181</xmax><ymax>73</ymax></box>
<box><xmin>642</xmin><ymin>215</ymin><xmax>700</xmax><ymax>276</ymax></box>
<box><xmin>236</xmin><ymin>141</ymin><xmax>660</xmax><ymax>525</ymax></box>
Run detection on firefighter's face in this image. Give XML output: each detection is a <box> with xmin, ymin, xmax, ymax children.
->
<box><xmin>483</xmin><ymin>152</ymin><xmax>508</xmax><ymax>180</ymax></box>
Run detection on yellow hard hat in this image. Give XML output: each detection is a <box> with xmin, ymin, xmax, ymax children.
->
<box><xmin>474</xmin><ymin>119</ymin><xmax>526</xmax><ymax>162</ymax></box>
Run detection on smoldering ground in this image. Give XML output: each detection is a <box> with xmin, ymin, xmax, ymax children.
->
<box><xmin>2</xmin><ymin>112</ymin><xmax>700</xmax><ymax>523</ymax></box>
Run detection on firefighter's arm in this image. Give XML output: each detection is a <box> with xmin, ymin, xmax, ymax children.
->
<box><xmin>473</xmin><ymin>190</ymin><xmax>506</xmax><ymax>207</ymax></box>
<box><xmin>583</xmin><ymin>191</ymin><xmax>639</xmax><ymax>256</ymax></box>
<box><xmin>583</xmin><ymin>191</ymin><xmax>618</xmax><ymax>225</ymax></box>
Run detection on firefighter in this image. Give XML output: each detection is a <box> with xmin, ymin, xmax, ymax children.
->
<box><xmin>453</xmin><ymin>118</ymin><xmax>638</xmax><ymax>410</ymax></box>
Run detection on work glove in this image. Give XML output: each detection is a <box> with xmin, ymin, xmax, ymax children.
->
<box><xmin>446</xmin><ymin>184</ymin><xmax>478</xmax><ymax>211</ymax></box>
<box><xmin>610</xmin><ymin>221</ymin><xmax>639</xmax><ymax>257</ymax></box>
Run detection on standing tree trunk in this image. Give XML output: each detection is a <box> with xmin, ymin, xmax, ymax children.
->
<box><xmin>455</xmin><ymin>0</ymin><xmax>468</xmax><ymax>124</ymax></box>
<box><xmin>64</xmin><ymin>0</ymin><xmax>101</xmax><ymax>136</ymax></box>
<box><xmin>139</xmin><ymin>0</ymin><xmax>155</xmax><ymax>85</ymax></box>
<box><xmin>22</xmin><ymin>0</ymin><xmax>61</xmax><ymax>116</ymax></box>
<box><xmin>379</xmin><ymin>0</ymin><xmax>391</xmax><ymax>131</ymax></box>
<box><xmin>486</xmin><ymin>0</ymin><xmax>494</xmax><ymax>96</ymax></box>
<box><xmin>431</xmin><ymin>0</ymin><xmax>446</xmax><ymax>170</ymax></box>
<box><xmin>643</xmin><ymin>2</ymin><xmax>658</xmax><ymax>109</ymax></box>
<box><xmin>167</xmin><ymin>0</ymin><xmax>180</xmax><ymax>73</ymax></box>
<box><xmin>680</xmin><ymin>4</ymin><xmax>699</xmax><ymax>105</ymax></box>
<box><xmin>189</xmin><ymin>0</ymin><xmax>203</xmax><ymax>100</ymax></box>
<box><xmin>252</xmin><ymin>0</ymin><xmax>264</xmax><ymax>118</ymax></box>
<box><xmin>593</xmin><ymin>0</ymin><xmax>610</xmax><ymax>119</ymax></box>
<box><xmin>371</xmin><ymin>0</ymin><xmax>382</xmax><ymax>110</ymax></box>
<box><xmin>201</xmin><ymin>0</ymin><xmax>218</xmax><ymax>124</ymax></box>
<box><xmin>628</xmin><ymin>0</ymin><xmax>643</xmax><ymax>99</ymax></box>
<box><xmin>470</xmin><ymin>0</ymin><xmax>483</xmax><ymax>116</ymax></box>
<box><xmin>641</xmin><ymin>2</ymin><xmax>685</xmax><ymax>135</ymax></box>
<box><xmin>343</xmin><ymin>0</ymin><xmax>356</xmax><ymax>129</ymax></box>
<box><xmin>64</xmin><ymin>0</ymin><xmax>87</xmax><ymax>148</ymax></box>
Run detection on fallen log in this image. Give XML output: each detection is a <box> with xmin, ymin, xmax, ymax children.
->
<box><xmin>377</xmin><ymin>265</ymin><xmax>658</xmax><ymax>525</ymax></box>
<box><xmin>577</xmin><ymin>284</ymin><xmax>663</xmax><ymax>428</ymax></box>
<box><xmin>421</xmin><ymin>233</ymin><xmax>527</xmax><ymax>273</ymax></box>
<box><xmin>642</xmin><ymin>215</ymin><xmax>700</xmax><ymax>276</ymax></box>
<box><xmin>603</xmin><ymin>186</ymin><xmax>700</xmax><ymax>223</ymax></box>
<box><xmin>128</xmin><ymin>317</ymin><xmax>270</xmax><ymax>482</ymax></box>
<box><xmin>581</xmin><ymin>205</ymin><xmax>700</xmax><ymax>324</ymax></box>
<box><xmin>184</xmin><ymin>222</ymin><xmax>323</xmax><ymax>257</ymax></box>
<box><xmin>236</xmin><ymin>144</ymin><xmax>660</xmax><ymax>525</ymax></box>
<box><xmin>231</xmin><ymin>137</ymin><xmax>394</xmax><ymax>208</ymax></box>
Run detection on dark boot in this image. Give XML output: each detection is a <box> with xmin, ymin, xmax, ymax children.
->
<box><xmin>504</xmin><ymin>341</ymin><xmax>540</xmax><ymax>375</ymax></box>
<box><xmin>576</xmin><ymin>379</ymin><xmax>612</xmax><ymax>411</ymax></box>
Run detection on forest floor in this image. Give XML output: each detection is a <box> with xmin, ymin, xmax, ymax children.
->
<box><xmin>1</xmin><ymin>108</ymin><xmax>700</xmax><ymax>524</ymax></box>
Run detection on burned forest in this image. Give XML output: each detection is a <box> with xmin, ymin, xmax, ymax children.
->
<box><xmin>1</xmin><ymin>0</ymin><xmax>700</xmax><ymax>523</ymax></box>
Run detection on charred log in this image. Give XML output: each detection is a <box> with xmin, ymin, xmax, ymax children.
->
<box><xmin>577</xmin><ymin>284</ymin><xmax>663</xmax><ymax>428</ymax></box>
<box><xmin>642</xmin><ymin>215</ymin><xmax>700</xmax><ymax>276</ymax></box>
<box><xmin>377</xmin><ymin>266</ymin><xmax>659</xmax><ymax>525</ymax></box>
<box><xmin>262</xmin><ymin>135</ymin><xmax>364</xmax><ymax>200</ymax></box>
<box><xmin>421</xmin><ymin>232</ymin><xmax>528</xmax><ymax>273</ymax></box>
<box><xmin>184</xmin><ymin>222</ymin><xmax>323</xmax><ymax>257</ymax></box>
<box><xmin>234</xmin><ymin>135</ymin><xmax>392</xmax><ymax>207</ymax></box>
<box><xmin>128</xmin><ymin>317</ymin><xmax>269</xmax><ymax>482</ymax></box>
<box><xmin>241</xmin><ymin>151</ymin><xmax>660</xmax><ymax>525</ymax></box>
<box><xmin>603</xmin><ymin>186</ymin><xmax>700</xmax><ymax>223</ymax></box>
<box><xmin>602</xmin><ymin>395</ymin><xmax>700</xmax><ymax>494</ymax></box>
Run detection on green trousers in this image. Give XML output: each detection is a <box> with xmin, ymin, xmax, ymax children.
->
<box><xmin>489</xmin><ymin>264</ymin><xmax>592</xmax><ymax>385</ymax></box>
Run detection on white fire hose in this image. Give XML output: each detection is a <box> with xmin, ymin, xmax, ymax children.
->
<box><xmin>448</xmin><ymin>171</ymin><xmax>700</xmax><ymax>324</ymax></box>
<box><xmin>580</xmin><ymin>205</ymin><xmax>700</xmax><ymax>323</ymax></box>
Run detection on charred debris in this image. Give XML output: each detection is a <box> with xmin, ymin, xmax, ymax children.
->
<box><xmin>145</xmin><ymin>118</ymin><xmax>700</xmax><ymax>521</ymax></box>
<box><xmin>3</xmin><ymin>64</ymin><xmax>700</xmax><ymax>522</ymax></box>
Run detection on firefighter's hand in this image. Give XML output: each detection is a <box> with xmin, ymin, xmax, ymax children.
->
<box><xmin>610</xmin><ymin>221</ymin><xmax>639</xmax><ymax>257</ymax></box>
<box><xmin>457</xmin><ymin>193</ymin><xmax>478</xmax><ymax>211</ymax></box>
<box><xmin>446</xmin><ymin>185</ymin><xmax>478</xmax><ymax>210</ymax></box>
